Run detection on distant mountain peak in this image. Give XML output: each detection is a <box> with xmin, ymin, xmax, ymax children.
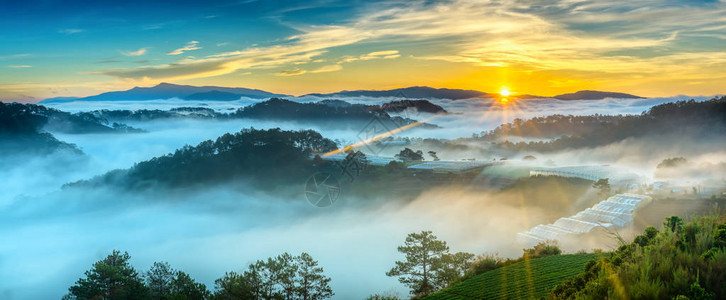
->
<box><xmin>303</xmin><ymin>86</ymin><xmax>489</xmax><ymax>100</ymax></box>
<box><xmin>41</xmin><ymin>83</ymin><xmax>289</xmax><ymax>102</ymax></box>
<box><xmin>553</xmin><ymin>90</ymin><xmax>644</xmax><ymax>100</ymax></box>
<box><xmin>303</xmin><ymin>86</ymin><xmax>543</xmax><ymax>100</ymax></box>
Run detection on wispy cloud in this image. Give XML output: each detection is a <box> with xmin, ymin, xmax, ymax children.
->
<box><xmin>0</xmin><ymin>54</ymin><xmax>31</xmax><ymax>60</ymax></box>
<box><xmin>93</xmin><ymin>0</ymin><xmax>726</xmax><ymax>94</ymax></box>
<box><xmin>340</xmin><ymin>50</ymin><xmax>401</xmax><ymax>63</ymax></box>
<box><xmin>360</xmin><ymin>50</ymin><xmax>400</xmax><ymax>60</ymax></box>
<box><xmin>167</xmin><ymin>41</ymin><xmax>201</xmax><ymax>55</ymax></box>
<box><xmin>310</xmin><ymin>64</ymin><xmax>343</xmax><ymax>73</ymax></box>
<box><xmin>143</xmin><ymin>24</ymin><xmax>163</xmax><ymax>30</ymax></box>
<box><xmin>59</xmin><ymin>28</ymin><xmax>84</xmax><ymax>35</ymax></box>
<box><xmin>8</xmin><ymin>65</ymin><xmax>32</xmax><ymax>68</ymax></box>
<box><xmin>276</xmin><ymin>68</ymin><xmax>306</xmax><ymax>76</ymax></box>
<box><xmin>96</xmin><ymin>59</ymin><xmax>121</xmax><ymax>64</ymax></box>
<box><xmin>121</xmin><ymin>48</ymin><xmax>148</xmax><ymax>56</ymax></box>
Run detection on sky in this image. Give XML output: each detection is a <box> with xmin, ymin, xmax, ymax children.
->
<box><xmin>1</xmin><ymin>0</ymin><xmax>725</xmax><ymax>101</ymax></box>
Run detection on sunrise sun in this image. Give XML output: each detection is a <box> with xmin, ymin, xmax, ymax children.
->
<box><xmin>500</xmin><ymin>89</ymin><xmax>511</xmax><ymax>97</ymax></box>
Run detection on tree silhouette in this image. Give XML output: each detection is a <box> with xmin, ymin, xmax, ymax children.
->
<box><xmin>387</xmin><ymin>231</ymin><xmax>449</xmax><ymax>296</ymax></box>
<box><xmin>66</xmin><ymin>250</ymin><xmax>149</xmax><ymax>300</ymax></box>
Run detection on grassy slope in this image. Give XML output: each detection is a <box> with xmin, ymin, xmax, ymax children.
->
<box><xmin>425</xmin><ymin>253</ymin><xmax>599</xmax><ymax>300</ymax></box>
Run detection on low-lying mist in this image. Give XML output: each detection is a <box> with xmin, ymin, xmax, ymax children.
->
<box><xmin>2</xmin><ymin>95</ymin><xmax>725</xmax><ymax>299</ymax></box>
<box><xmin>1</xmin><ymin>179</ymin><xmax>578</xmax><ymax>299</ymax></box>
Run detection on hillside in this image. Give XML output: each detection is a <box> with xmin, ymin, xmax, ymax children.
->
<box><xmin>68</xmin><ymin>128</ymin><xmax>338</xmax><ymax>190</ymax></box>
<box><xmin>379</xmin><ymin>99</ymin><xmax>447</xmax><ymax>114</ymax></box>
<box><xmin>486</xmin><ymin>96</ymin><xmax>726</xmax><ymax>152</ymax></box>
<box><xmin>0</xmin><ymin>102</ymin><xmax>84</xmax><ymax>156</ymax></box>
<box><xmin>1</xmin><ymin>101</ymin><xmax>145</xmax><ymax>157</ymax></box>
<box><xmin>553</xmin><ymin>90</ymin><xmax>643</xmax><ymax>100</ymax></box>
<box><xmin>0</xmin><ymin>102</ymin><xmax>141</xmax><ymax>134</ymax></box>
<box><xmin>425</xmin><ymin>253</ymin><xmax>598</xmax><ymax>300</ymax></box>
<box><xmin>304</xmin><ymin>86</ymin><xmax>492</xmax><ymax>100</ymax></box>
<box><xmin>42</xmin><ymin>82</ymin><xmax>287</xmax><ymax>102</ymax></box>
<box><xmin>76</xmin><ymin>107</ymin><xmax>224</xmax><ymax>123</ymax></box>
<box><xmin>547</xmin><ymin>213</ymin><xmax>726</xmax><ymax>299</ymax></box>
<box><xmin>233</xmin><ymin>98</ymin><xmax>440</xmax><ymax>128</ymax></box>
<box><xmin>73</xmin><ymin>99</ymin><xmax>443</xmax><ymax>127</ymax></box>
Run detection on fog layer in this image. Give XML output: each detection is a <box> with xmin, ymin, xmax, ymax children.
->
<box><xmin>1</xmin><ymin>95</ymin><xmax>723</xmax><ymax>299</ymax></box>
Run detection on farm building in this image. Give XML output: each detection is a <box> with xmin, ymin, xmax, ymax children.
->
<box><xmin>530</xmin><ymin>165</ymin><xmax>645</xmax><ymax>185</ymax></box>
<box><xmin>407</xmin><ymin>160</ymin><xmax>496</xmax><ymax>174</ymax></box>
<box><xmin>518</xmin><ymin>193</ymin><xmax>652</xmax><ymax>245</ymax></box>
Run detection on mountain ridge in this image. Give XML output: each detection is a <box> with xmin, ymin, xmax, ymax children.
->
<box><xmin>552</xmin><ymin>90</ymin><xmax>644</xmax><ymax>100</ymax></box>
<box><xmin>41</xmin><ymin>83</ymin><xmax>289</xmax><ymax>103</ymax></box>
<box><xmin>40</xmin><ymin>83</ymin><xmax>645</xmax><ymax>102</ymax></box>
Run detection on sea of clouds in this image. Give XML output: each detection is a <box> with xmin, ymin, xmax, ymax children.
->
<box><xmin>0</xmin><ymin>94</ymin><xmax>721</xmax><ymax>299</ymax></box>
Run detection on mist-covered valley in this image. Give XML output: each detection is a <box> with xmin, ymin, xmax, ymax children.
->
<box><xmin>2</xmin><ymin>93</ymin><xmax>726</xmax><ymax>299</ymax></box>
<box><xmin>6</xmin><ymin>0</ymin><xmax>726</xmax><ymax>297</ymax></box>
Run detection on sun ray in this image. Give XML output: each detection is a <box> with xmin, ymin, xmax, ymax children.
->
<box><xmin>321</xmin><ymin>114</ymin><xmax>444</xmax><ymax>157</ymax></box>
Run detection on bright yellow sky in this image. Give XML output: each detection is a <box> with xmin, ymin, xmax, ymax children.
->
<box><xmin>1</xmin><ymin>0</ymin><xmax>725</xmax><ymax>101</ymax></box>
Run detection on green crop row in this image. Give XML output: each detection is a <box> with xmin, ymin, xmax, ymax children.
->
<box><xmin>425</xmin><ymin>253</ymin><xmax>599</xmax><ymax>300</ymax></box>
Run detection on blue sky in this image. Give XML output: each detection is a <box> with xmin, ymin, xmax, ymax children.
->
<box><xmin>1</xmin><ymin>0</ymin><xmax>725</xmax><ymax>101</ymax></box>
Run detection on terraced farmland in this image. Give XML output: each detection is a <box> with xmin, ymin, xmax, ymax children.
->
<box><xmin>425</xmin><ymin>253</ymin><xmax>599</xmax><ymax>300</ymax></box>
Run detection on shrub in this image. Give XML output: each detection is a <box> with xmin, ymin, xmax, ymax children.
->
<box><xmin>524</xmin><ymin>241</ymin><xmax>562</xmax><ymax>258</ymax></box>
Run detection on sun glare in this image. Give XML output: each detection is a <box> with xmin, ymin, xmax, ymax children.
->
<box><xmin>500</xmin><ymin>89</ymin><xmax>511</xmax><ymax>97</ymax></box>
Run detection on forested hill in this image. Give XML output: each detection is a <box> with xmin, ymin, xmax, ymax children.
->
<box><xmin>0</xmin><ymin>102</ymin><xmax>141</xmax><ymax>134</ymax></box>
<box><xmin>233</xmin><ymin>98</ymin><xmax>440</xmax><ymax>128</ymax></box>
<box><xmin>379</xmin><ymin>99</ymin><xmax>447</xmax><ymax>114</ymax></box>
<box><xmin>553</xmin><ymin>90</ymin><xmax>643</xmax><ymax>100</ymax></box>
<box><xmin>75</xmin><ymin>98</ymin><xmax>443</xmax><ymax>128</ymax></box>
<box><xmin>70</xmin><ymin>128</ymin><xmax>338</xmax><ymax>190</ymax></box>
<box><xmin>76</xmin><ymin>107</ymin><xmax>224</xmax><ymax>123</ymax></box>
<box><xmin>483</xmin><ymin>96</ymin><xmax>726</xmax><ymax>152</ymax></box>
<box><xmin>1</xmin><ymin>102</ymin><xmax>81</xmax><ymax>156</ymax></box>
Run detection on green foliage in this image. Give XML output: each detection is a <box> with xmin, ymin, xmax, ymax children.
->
<box><xmin>487</xmin><ymin>96</ymin><xmax>726</xmax><ymax>152</ymax></box>
<box><xmin>387</xmin><ymin>231</ymin><xmax>464</xmax><ymax>297</ymax></box>
<box><xmin>425</xmin><ymin>254</ymin><xmax>598</xmax><ymax>300</ymax></box>
<box><xmin>677</xmin><ymin>282</ymin><xmax>717</xmax><ymax>300</ymax></box>
<box><xmin>633</xmin><ymin>226</ymin><xmax>660</xmax><ymax>247</ymax></box>
<box><xmin>235</xmin><ymin>98</ymin><xmax>380</xmax><ymax>121</ymax></box>
<box><xmin>395</xmin><ymin>148</ymin><xmax>425</xmax><ymax>162</ymax></box>
<box><xmin>66</xmin><ymin>250</ymin><xmax>333</xmax><ymax>300</ymax></box>
<box><xmin>83</xmin><ymin>128</ymin><xmax>338</xmax><ymax>189</ymax></box>
<box><xmin>295</xmin><ymin>253</ymin><xmax>334</xmax><ymax>300</ymax></box>
<box><xmin>212</xmin><ymin>271</ymin><xmax>257</xmax><ymax>299</ymax></box>
<box><xmin>592</xmin><ymin>178</ymin><xmax>611</xmax><ymax>198</ymax></box>
<box><xmin>714</xmin><ymin>224</ymin><xmax>726</xmax><ymax>249</ymax></box>
<box><xmin>547</xmin><ymin>213</ymin><xmax>726</xmax><ymax>299</ymax></box>
<box><xmin>146</xmin><ymin>261</ymin><xmax>210</xmax><ymax>300</ymax></box>
<box><xmin>658</xmin><ymin>157</ymin><xmax>689</xmax><ymax>169</ymax></box>
<box><xmin>0</xmin><ymin>102</ymin><xmax>85</xmax><ymax>156</ymax></box>
<box><xmin>524</xmin><ymin>241</ymin><xmax>562</xmax><ymax>258</ymax></box>
<box><xmin>168</xmin><ymin>271</ymin><xmax>211</xmax><ymax>300</ymax></box>
<box><xmin>435</xmin><ymin>252</ymin><xmax>476</xmax><ymax>288</ymax></box>
<box><xmin>386</xmin><ymin>231</ymin><xmax>448</xmax><ymax>296</ymax></box>
<box><xmin>365</xmin><ymin>291</ymin><xmax>402</xmax><ymax>300</ymax></box>
<box><xmin>466</xmin><ymin>254</ymin><xmax>503</xmax><ymax>278</ymax></box>
<box><xmin>384</xmin><ymin>160</ymin><xmax>407</xmax><ymax>173</ymax></box>
<box><xmin>665</xmin><ymin>216</ymin><xmax>685</xmax><ymax>233</ymax></box>
<box><xmin>0</xmin><ymin>101</ymin><xmax>137</xmax><ymax>134</ymax></box>
<box><xmin>66</xmin><ymin>250</ymin><xmax>150</xmax><ymax>300</ymax></box>
<box><xmin>213</xmin><ymin>252</ymin><xmax>333</xmax><ymax>300</ymax></box>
